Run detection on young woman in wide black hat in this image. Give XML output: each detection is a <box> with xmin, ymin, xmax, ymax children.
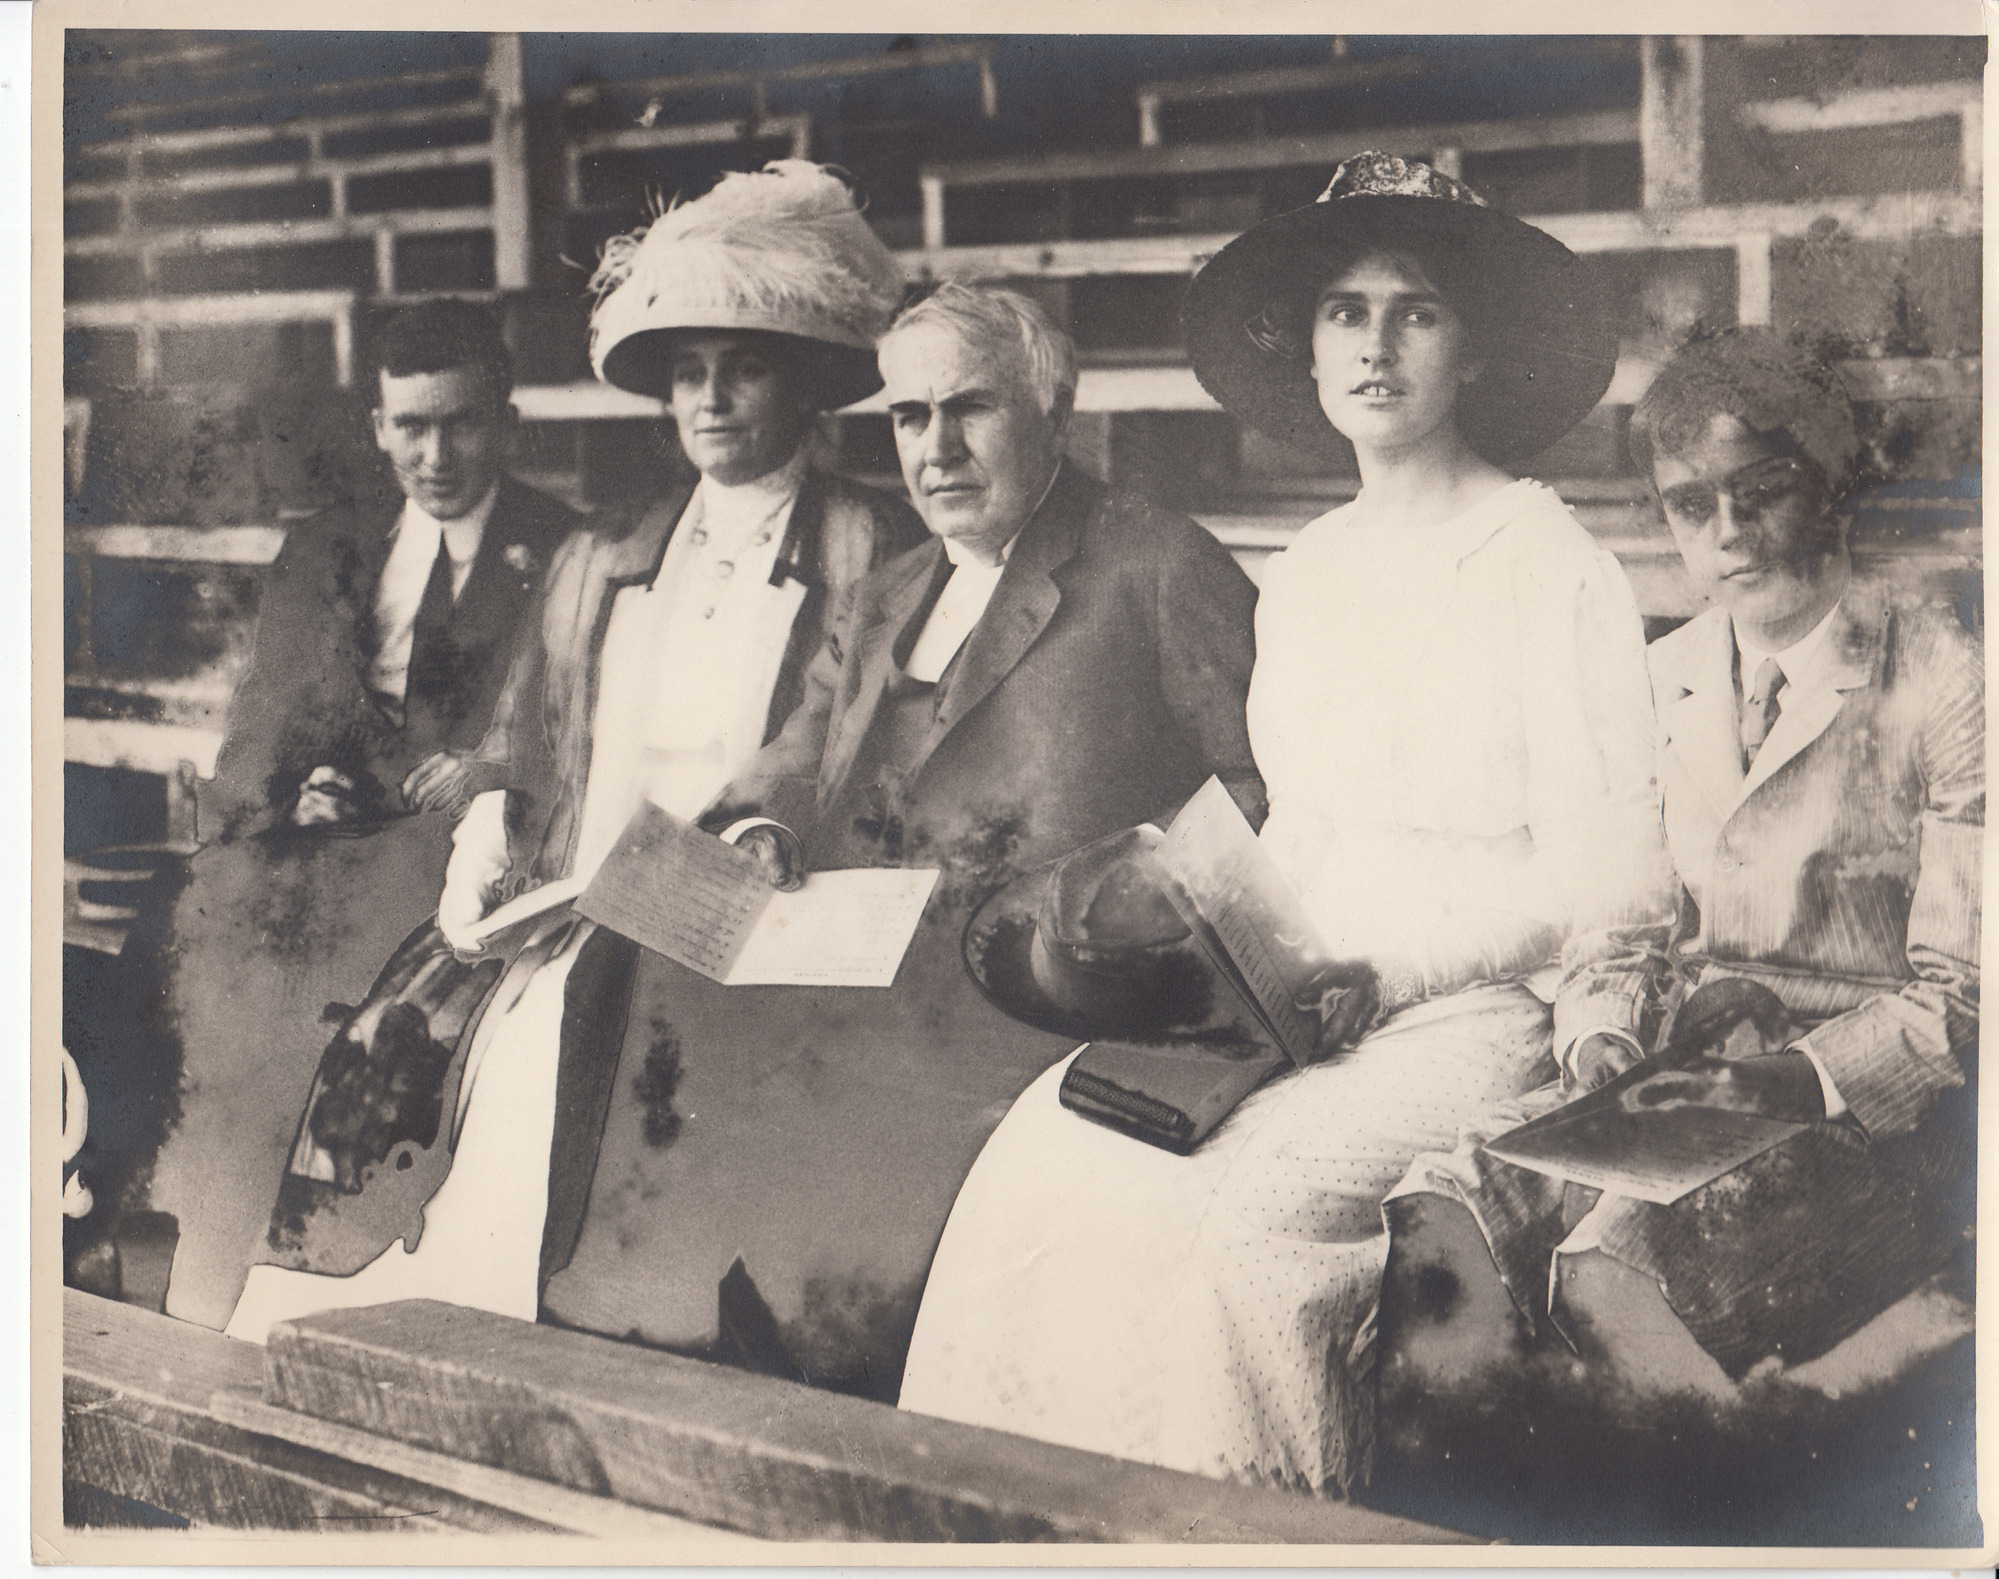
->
<box><xmin>900</xmin><ymin>154</ymin><xmax>1669</xmax><ymax>1494</ymax></box>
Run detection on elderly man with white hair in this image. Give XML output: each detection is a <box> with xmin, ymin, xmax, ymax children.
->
<box><xmin>710</xmin><ymin>281</ymin><xmax>1266</xmax><ymax>877</ymax></box>
<box><xmin>519</xmin><ymin>282</ymin><xmax>1265</xmax><ymax>1398</ymax></box>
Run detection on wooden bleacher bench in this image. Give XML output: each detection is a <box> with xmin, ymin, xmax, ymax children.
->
<box><xmin>62</xmin><ymin>1289</ymin><xmax>1471</xmax><ymax>1544</ymax></box>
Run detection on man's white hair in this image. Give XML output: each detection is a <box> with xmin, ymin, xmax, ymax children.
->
<box><xmin>882</xmin><ymin>282</ymin><xmax>1078</xmax><ymax>420</ymax></box>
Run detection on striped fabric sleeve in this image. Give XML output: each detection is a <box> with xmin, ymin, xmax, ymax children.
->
<box><xmin>1796</xmin><ymin>613</ymin><xmax>1983</xmax><ymax>1138</ymax></box>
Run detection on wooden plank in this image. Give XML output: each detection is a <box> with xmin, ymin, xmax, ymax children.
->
<box><xmin>925</xmin><ymin>109</ymin><xmax>1639</xmax><ymax>190</ymax></box>
<box><xmin>561</xmin><ymin>42</ymin><xmax>993</xmax><ymax>108</ymax></box>
<box><xmin>1741</xmin><ymin>80</ymin><xmax>1979</xmax><ymax>136</ymax></box>
<box><xmin>209</xmin><ymin>1395</ymin><xmax>774</xmax><ymax>1547</ymax></box>
<box><xmin>895</xmin><ymin>193</ymin><xmax>1980</xmax><ymax>283</ymax></box>
<box><xmin>65</xmin><ymin>290</ymin><xmax>356</xmax><ymax>329</ymax></box>
<box><xmin>67</xmin><ymin>210</ymin><xmax>495</xmax><ymax>259</ymax></box>
<box><xmin>65</xmin><ymin>140</ymin><xmax>494</xmax><ymax>203</ymax></box>
<box><xmin>64</xmin><ymin>719</ymin><xmax>222</xmax><ymax>780</ymax></box>
<box><xmin>1640</xmin><ymin>36</ymin><xmax>1706</xmax><ymax>208</ymax></box>
<box><xmin>485</xmin><ymin>33</ymin><xmax>531</xmax><ymax>293</ymax></box>
<box><xmin>263</xmin><ymin>1300</ymin><xmax>1475</xmax><ymax>1545</ymax></box>
<box><xmin>66</xmin><ymin>524</ymin><xmax>285</xmax><ymax>565</ymax></box>
<box><xmin>573</xmin><ymin>114</ymin><xmax>812</xmax><ymax>159</ymax></box>
<box><xmin>62</xmin><ymin>1291</ymin><xmax>545</xmax><ymax>1532</ymax></box>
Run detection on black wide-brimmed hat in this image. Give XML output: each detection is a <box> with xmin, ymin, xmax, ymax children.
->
<box><xmin>962</xmin><ymin>825</ymin><xmax>1268</xmax><ymax>1050</ymax></box>
<box><xmin>1184</xmin><ymin>151</ymin><xmax>1618</xmax><ymax>464</ymax></box>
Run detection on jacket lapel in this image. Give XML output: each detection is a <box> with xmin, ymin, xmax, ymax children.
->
<box><xmin>817</xmin><ymin>538</ymin><xmax>948</xmax><ymax>803</ymax></box>
<box><xmin>1737</xmin><ymin>595</ymin><xmax>1881</xmax><ymax>801</ymax></box>
<box><xmin>1656</xmin><ymin>609</ymin><xmax>1748</xmax><ymax>826</ymax></box>
<box><xmin>442</xmin><ymin>478</ymin><xmax>540</xmax><ymax>650</ymax></box>
<box><xmin>906</xmin><ymin>467</ymin><xmax>1084</xmax><ymax>780</ymax></box>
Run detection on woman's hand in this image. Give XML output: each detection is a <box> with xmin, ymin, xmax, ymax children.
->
<box><xmin>1294</xmin><ymin>960</ymin><xmax>1382</xmax><ymax>1061</ymax></box>
<box><xmin>1572</xmin><ymin>1031</ymin><xmax>1646</xmax><ymax>1091</ymax></box>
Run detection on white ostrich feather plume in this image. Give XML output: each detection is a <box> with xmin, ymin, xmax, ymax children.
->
<box><xmin>589</xmin><ymin>161</ymin><xmax>903</xmax><ymax>380</ymax></box>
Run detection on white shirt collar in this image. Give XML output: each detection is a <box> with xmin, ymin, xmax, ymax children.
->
<box><xmin>1734</xmin><ymin>596</ymin><xmax>1844</xmax><ymax>690</ymax></box>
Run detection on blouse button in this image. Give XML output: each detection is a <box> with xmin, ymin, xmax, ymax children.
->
<box><xmin>753</xmin><ymin>530</ymin><xmax>772</xmax><ymax>546</ymax></box>
<box><xmin>702</xmin><ymin>606</ymin><xmax>716</xmax><ymax>620</ymax></box>
<box><xmin>715</xmin><ymin>560</ymin><xmax>735</xmax><ymax>579</ymax></box>
<box><xmin>689</xmin><ymin>528</ymin><xmax>708</xmax><ymax>545</ymax></box>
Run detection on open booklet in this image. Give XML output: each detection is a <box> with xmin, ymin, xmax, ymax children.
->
<box><xmin>461</xmin><ymin>802</ymin><xmax>937</xmax><ymax>989</ymax></box>
<box><xmin>1480</xmin><ymin>1060</ymin><xmax>1810</xmax><ymax>1205</ymax></box>
<box><xmin>1153</xmin><ymin>775</ymin><xmax>1329</xmax><ymax>1067</ymax></box>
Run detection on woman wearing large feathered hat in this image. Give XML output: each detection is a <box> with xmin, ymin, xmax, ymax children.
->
<box><xmin>223</xmin><ymin>163</ymin><xmax>923</xmax><ymax>1341</ymax></box>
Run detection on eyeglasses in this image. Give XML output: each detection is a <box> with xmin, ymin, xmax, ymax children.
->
<box><xmin>1658</xmin><ymin>455</ymin><xmax>1813</xmax><ymax>526</ymax></box>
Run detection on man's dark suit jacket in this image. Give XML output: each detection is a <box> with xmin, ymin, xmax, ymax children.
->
<box><xmin>203</xmin><ymin>473</ymin><xmax>578</xmax><ymax>838</ymax></box>
<box><xmin>718</xmin><ymin>465</ymin><xmax>1267</xmax><ymax>892</ymax></box>
<box><xmin>155</xmin><ymin>473</ymin><xmax>578</xmax><ymax>1329</ymax></box>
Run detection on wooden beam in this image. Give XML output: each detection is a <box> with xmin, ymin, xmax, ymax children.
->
<box><xmin>896</xmin><ymin>192</ymin><xmax>1980</xmax><ymax>283</ymax></box>
<box><xmin>209</xmin><ymin>1395</ymin><xmax>773</xmax><ymax>1546</ymax></box>
<box><xmin>64</xmin><ymin>140</ymin><xmax>494</xmax><ymax>203</ymax></box>
<box><xmin>1640</xmin><ymin>36</ymin><xmax>1705</xmax><ymax>208</ymax></box>
<box><xmin>261</xmin><ymin>1300</ymin><xmax>1474</xmax><ymax>1545</ymax></box>
<box><xmin>561</xmin><ymin>42</ymin><xmax>995</xmax><ymax>109</ymax></box>
<box><xmin>64</xmin><ymin>719</ymin><xmax>222</xmax><ymax>780</ymax></box>
<box><xmin>62</xmin><ymin>1291</ymin><xmax>548</xmax><ymax>1532</ymax></box>
<box><xmin>925</xmin><ymin>108</ymin><xmax>1639</xmax><ymax>190</ymax></box>
<box><xmin>1739</xmin><ymin>80</ymin><xmax>1979</xmax><ymax>136</ymax></box>
<box><xmin>484</xmin><ymin>33</ymin><xmax>531</xmax><ymax>293</ymax></box>
<box><xmin>66</xmin><ymin>209</ymin><xmax>495</xmax><ymax>260</ymax></box>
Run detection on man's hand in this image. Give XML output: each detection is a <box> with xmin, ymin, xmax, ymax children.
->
<box><xmin>292</xmin><ymin>766</ymin><xmax>364</xmax><ymax>826</ymax></box>
<box><xmin>1620</xmin><ymin>1052</ymin><xmax>1826</xmax><ymax>1122</ymax></box>
<box><xmin>1572</xmin><ymin>1030</ymin><xmax>1646</xmax><ymax>1090</ymax></box>
<box><xmin>1294</xmin><ymin>959</ymin><xmax>1382</xmax><ymax>1061</ymax></box>
<box><xmin>724</xmin><ymin>820</ymin><xmax>806</xmax><ymax>892</ymax></box>
<box><xmin>402</xmin><ymin>751</ymin><xmax>470</xmax><ymax>814</ymax></box>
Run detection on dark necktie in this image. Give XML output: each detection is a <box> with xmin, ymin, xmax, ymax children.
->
<box><xmin>1740</xmin><ymin>656</ymin><xmax>1786</xmax><ymax>770</ymax></box>
<box><xmin>403</xmin><ymin>537</ymin><xmax>458</xmax><ymax>709</ymax></box>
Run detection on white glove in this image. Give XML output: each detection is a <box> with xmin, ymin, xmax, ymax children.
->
<box><xmin>438</xmin><ymin>791</ymin><xmax>512</xmax><ymax>955</ymax></box>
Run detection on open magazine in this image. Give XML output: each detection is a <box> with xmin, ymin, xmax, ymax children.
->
<box><xmin>1481</xmin><ymin>1058</ymin><xmax>1810</xmax><ymax>1204</ymax></box>
<box><xmin>1056</xmin><ymin>778</ymin><xmax>1329</xmax><ymax>1152</ymax></box>
<box><xmin>461</xmin><ymin>803</ymin><xmax>937</xmax><ymax>989</ymax></box>
<box><xmin>1153</xmin><ymin>775</ymin><xmax>1328</xmax><ymax>1068</ymax></box>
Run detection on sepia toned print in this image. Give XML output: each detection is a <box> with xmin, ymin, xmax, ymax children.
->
<box><xmin>48</xmin><ymin>11</ymin><xmax>1987</xmax><ymax>1557</ymax></box>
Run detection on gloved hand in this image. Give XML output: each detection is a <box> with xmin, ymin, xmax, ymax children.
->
<box><xmin>438</xmin><ymin>791</ymin><xmax>512</xmax><ymax>957</ymax></box>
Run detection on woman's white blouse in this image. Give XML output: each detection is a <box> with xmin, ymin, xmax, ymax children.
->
<box><xmin>1247</xmin><ymin>477</ymin><xmax>1664</xmax><ymax>994</ymax></box>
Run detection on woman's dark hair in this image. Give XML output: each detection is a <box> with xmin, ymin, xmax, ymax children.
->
<box><xmin>1628</xmin><ymin>327</ymin><xmax>1861</xmax><ymax>502</ymax></box>
<box><xmin>363</xmin><ymin>299</ymin><xmax>515</xmax><ymax>410</ymax></box>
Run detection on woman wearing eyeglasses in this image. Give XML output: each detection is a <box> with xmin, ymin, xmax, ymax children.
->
<box><xmin>1394</xmin><ymin>326</ymin><xmax>1982</xmax><ymax>1385</ymax></box>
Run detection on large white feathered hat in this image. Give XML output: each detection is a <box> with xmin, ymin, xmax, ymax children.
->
<box><xmin>588</xmin><ymin>161</ymin><xmax>904</xmax><ymax>410</ymax></box>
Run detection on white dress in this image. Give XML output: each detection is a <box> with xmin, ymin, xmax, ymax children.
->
<box><xmin>226</xmin><ymin>457</ymin><xmax>811</xmax><ymax>1343</ymax></box>
<box><xmin>898</xmin><ymin>479</ymin><xmax>1665</xmax><ymax>1491</ymax></box>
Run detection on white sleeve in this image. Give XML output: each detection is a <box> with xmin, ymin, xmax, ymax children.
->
<box><xmin>437</xmin><ymin>790</ymin><xmax>511</xmax><ymax>950</ymax></box>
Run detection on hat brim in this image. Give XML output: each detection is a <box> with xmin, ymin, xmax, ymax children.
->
<box><xmin>598</xmin><ymin>328</ymin><xmax>884</xmax><ymax>412</ymax></box>
<box><xmin>1184</xmin><ymin>195</ymin><xmax>1617</xmax><ymax>464</ymax></box>
<box><xmin>962</xmin><ymin>861</ymin><xmax>1273</xmax><ymax>1049</ymax></box>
